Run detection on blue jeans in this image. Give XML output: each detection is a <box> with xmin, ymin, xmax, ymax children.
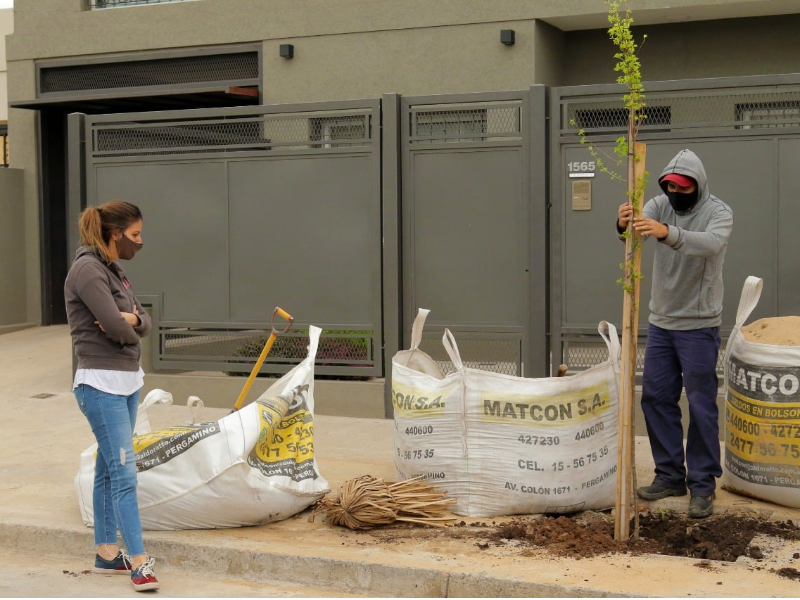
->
<box><xmin>74</xmin><ymin>384</ymin><xmax>145</xmax><ymax>556</ymax></box>
<box><xmin>640</xmin><ymin>324</ymin><xmax>722</xmax><ymax>497</ymax></box>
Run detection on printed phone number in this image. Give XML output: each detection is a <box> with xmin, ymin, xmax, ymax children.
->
<box><xmin>728</xmin><ymin>432</ymin><xmax>800</xmax><ymax>459</ymax></box>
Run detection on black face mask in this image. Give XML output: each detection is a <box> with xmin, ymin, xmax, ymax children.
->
<box><xmin>666</xmin><ymin>189</ymin><xmax>699</xmax><ymax>213</ymax></box>
<box><xmin>116</xmin><ymin>234</ymin><xmax>143</xmax><ymax>260</ymax></box>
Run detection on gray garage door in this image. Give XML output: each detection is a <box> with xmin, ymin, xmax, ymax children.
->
<box><xmin>69</xmin><ymin>100</ymin><xmax>383</xmax><ymax>377</ymax></box>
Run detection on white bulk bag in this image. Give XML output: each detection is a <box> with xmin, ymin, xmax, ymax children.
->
<box><xmin>392</xmin><ymin>310</ymin><xmax>471</xmax><ymax>498</ymax></box>
<box><xmin>393</xmin><ymin>309</ymin><xmax>621</xmax><ymax>517</ymax></box>
<box><xmin>75</xmin><ymin>326</ymin><xmax>330</xmax><ymax>530</ymax></box>
<box><xmin>722</xmin><ymin>276</ymin><xmax>800</xmax><ymax>508</ymax></box>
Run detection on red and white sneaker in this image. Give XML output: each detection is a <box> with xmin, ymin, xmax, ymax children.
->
<box><xmin>130</xmin><ymin>557</ymin><xmax>159</xmax><ymax>592</ymax></box>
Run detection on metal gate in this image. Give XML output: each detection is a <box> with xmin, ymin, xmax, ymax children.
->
<box><xmin>68</xmin><ymin>99</ymin><xmax>384</xmax><ymax>377</ymax></box>
<box><xmin>551</xmin><ymin>74</ymin><xmax>800</xmax><ymax>372</ymax></box>
<box><xmin>400</xmin><ymin>88</ymin><xmax>548</xmax><ymax>377</ymax></box>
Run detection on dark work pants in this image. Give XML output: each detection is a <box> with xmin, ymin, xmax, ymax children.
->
<box><xmin>640</xmin><ymin>323</ymin><xmax>722</xmax><ymax>497</ymax></box>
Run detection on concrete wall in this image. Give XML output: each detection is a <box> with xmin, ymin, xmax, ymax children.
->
<box><xmin>6</xmin><ymin>55</ymin><xmax>38</xmax><ymax>327</ymax></box>
<box><xmin>563</xmin><ymin>14</ymin><xmax>800</xmax><ymax>86</ymax></box>
<box><xmin>0</xmin><ymin>8</ymin><xmax>11</xmax><ymax>123</ymax></box>
<box><xmin>7</xmin><ymin>0</ymin><xmax>799</xmax><ymax>61</ymax></box>
<box><xmin>533</xmin><ymin>20</ymin><xmax>566</xmax><ymax>88</ymax></box>
<box><xmin>1</xmin><ymin>10</ymin><xmax>27</xmax><ymax>333</ymax></box>
<box><xmin>261</xmin><ymin>20</ymin><xmax>547</xmax><ymax>104</ymax></box>
<box><xmin>0</xmin><ymin>167</ymin><xmax>30</xmax><ymax>333</ymax></box>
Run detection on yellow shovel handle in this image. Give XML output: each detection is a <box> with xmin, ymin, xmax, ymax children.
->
<box><xmin>233</xmin><ymin>307</ymin><xmax>294</xmax><ymax>411</ymax></box>
<box><xmin>271</xmin><ymin>307</ymin><xmax>294</xmax><ymax>333</ymax></box>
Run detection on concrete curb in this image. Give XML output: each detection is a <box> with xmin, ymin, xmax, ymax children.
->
<box><xmin>1</xmin><ymin>522</ymin><xmax>633</xmax><ymax>598</ymax></box>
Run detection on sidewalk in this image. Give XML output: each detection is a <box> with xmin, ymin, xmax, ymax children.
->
<box><xmin>1</xmin><ymin>325</ymin><xmax>799</xmax><ymax>597</ymax></box>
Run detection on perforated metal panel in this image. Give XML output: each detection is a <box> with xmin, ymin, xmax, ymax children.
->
<box><xmin>563</xmin><ymin>86</ymin><xmax>800</xmax><ymax>134</ymax></box>
<box><xmin>91</xmin><ymin>112</ymin><xmax>371</xmax><ymax>156</ymax></box>
<box><xmin>563</xmin><ymin>339</ymin><xmax>727</xmax><ymax>373</ymax></box>
<box><xmin>419</xmin><ymin>336</ymin><xmax>522</xmax><ymax>376</ymax></box>
<box><xmin>158</xmin><ymin>329</ymin><xmax>375</xmax><ymax>372</ymax></box>
<box><xmin>409</xmin><ymin>101</ymin><xmax>522</xmax><ymax>143</ymax></box>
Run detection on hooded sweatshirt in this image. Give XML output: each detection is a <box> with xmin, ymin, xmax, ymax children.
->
<box><xmin>64</xmin><ymin>246</ymin><xmax>152</xmax><ymax>371</ymax></box>
<box><xmin>633</xmin><ymin>149</ymin><xmax>733</xmax><ymax>330</ymax></box>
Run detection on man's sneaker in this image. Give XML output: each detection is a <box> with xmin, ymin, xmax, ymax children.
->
<box><xmin>130</xmin><ymin>557</ymin><xmax>159</xmax><ymax>592</ymax></box>
<box><xmin>689</xmin><ymin>493</ymin><xmax>715</xmax><ymax>519</ymax></box>
<box><xmin>637</xmin><ymin>480</ymin><xmax>687</xmax><ymax>500</ymax></box>
<box><xmin>93</xmin><ymin>550</ymin><xmax>131</xmax><ymax>575</ymax></box>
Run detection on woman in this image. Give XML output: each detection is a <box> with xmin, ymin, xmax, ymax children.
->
<box><xmin>64</xmin><ymin>200</ymin><xmax>159</xmax><ymax>592</ymax></box>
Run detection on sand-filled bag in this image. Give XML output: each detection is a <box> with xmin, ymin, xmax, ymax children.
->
<box><xmin>723</xmin><ymin>277</ymin><xmax>800</xmax><ymax>508</ymax></box>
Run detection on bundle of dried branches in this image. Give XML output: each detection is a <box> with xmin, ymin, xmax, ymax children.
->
<box><xmin>310</xmin><ymin>475</ymin><xmax>456</xmax><ymax>530</ymax></box>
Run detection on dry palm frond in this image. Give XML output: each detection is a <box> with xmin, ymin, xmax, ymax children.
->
<box><xmin>310</xmin><ymin>475</ymin><xmax>456</xmax><ymax>530</ymax></box>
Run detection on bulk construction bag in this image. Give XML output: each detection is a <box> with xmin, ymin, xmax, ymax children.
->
<box><xmin>75</xmin><ymin>326</ymin><xmax>330</xmax><ymax>530</ymax></box>
<box><xmin>393</xmin><ymin>309</ymin><xmax>621</xmax><ymax>517</ymax></box>
<box><xmin>722</xmin><ymin>276</ymin><xmax>800</xmax><ymax>508</ymax></box>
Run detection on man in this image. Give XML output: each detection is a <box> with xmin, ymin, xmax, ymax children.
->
<box><xmin>616</xmin><ymin>148</ymin><xmax>733</xmax><ymax>519</ymax></box>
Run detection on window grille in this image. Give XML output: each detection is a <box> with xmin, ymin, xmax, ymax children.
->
<box><xmin>409</xmin><ymin>102</ymin><xmax>522</xmax><ymax>144</ymax></box>
<box><xmin>90</xmin><ymin>110</ymin><xmax>373</xmax><ymax>157</ymax></box>
<box><xmin>415</xmin><ymin>110</ymin><xmax>488</xmax><ymax>143</ymax></box>
<box><xmin>573</xmin><ymin>106</ymin><xmax>672</xmax><ymax>133</ymax></box>
<box><xmin>310</xmin><ymin>116</ymin><xmax>369</xmax><ymax>148</ymax></box>
<box><xmin>736</xmin><ymin>101</ymin><xmax>800</xmax><ymax>129</ymax></box>
<box><xmin>562</xmin><ymin>86</ymin><xmax>800</xmax><ymax>136</ymax></box>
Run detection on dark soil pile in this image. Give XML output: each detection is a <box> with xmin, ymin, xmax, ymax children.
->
<box><xmin>362</xmin><ymin>510</ymin><xmax>800</xmax><ymax>575</ymax></box>
<box><xmin>485</xmin><ymin>511</ymin><xmax>800</xmax><ymax>562</ymax></box>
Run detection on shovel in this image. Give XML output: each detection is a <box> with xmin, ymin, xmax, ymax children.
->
<box><xmin>232</xmin><ymin>307</ymin><xmax>294</xmax><ymax>411</ymax></box>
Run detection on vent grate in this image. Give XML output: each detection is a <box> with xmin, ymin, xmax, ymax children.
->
<box><xmin>40</xmin><ymin>52</ymin><xmax>258</xmax><ymax>95</ymax></box>
<box><xmin>410</xmin><ymin>102</ymin><xmax>522</xmax><ymax>143</ymax></box>
<box><xmin>91</xmin><ymin>112</ymin><xmax>372</xmax><ymax>156</ymax></box>
<box><xmin>563</xmin><ymin>88</ymin><xmax>800</xmax><ymax>135</ymax></box>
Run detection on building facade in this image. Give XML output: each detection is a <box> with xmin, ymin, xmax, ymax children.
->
<box><xmin>6</xmin><ymin>0</ymin><xmax>800</xmax><ymax>415</ymax></box>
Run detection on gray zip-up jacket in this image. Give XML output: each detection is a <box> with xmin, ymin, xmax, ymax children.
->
<box><xmin>64</xmin><ymin>246</ymin><xmax>152</xmax><ymax>371</ymax></box>
<box><xmin>621</xmin><ymin>149</ymin><xmax>734</xmax><ymax>330</ymax></box>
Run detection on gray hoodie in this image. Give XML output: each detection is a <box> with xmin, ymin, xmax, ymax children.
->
<box><xmin>636</xmin><ymin>149</ymin><xmax>733</xmax><ymax>330</ymax></box>
<box><xmin>64</xmin><ymin>246</ymin><xmax>152</xmax><ymax>371</ymax></box>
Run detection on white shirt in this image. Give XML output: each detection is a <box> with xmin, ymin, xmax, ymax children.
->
<box><xmin>73</xmin><ymin>367</ymin><xmax>145</xmax><ymax>396</ymax></box>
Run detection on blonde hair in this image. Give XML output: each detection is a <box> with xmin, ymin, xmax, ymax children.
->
<box><xmin>78</xmin><ymin>200</ymin><xmax>143</xmax><ymax>263</ymax></box>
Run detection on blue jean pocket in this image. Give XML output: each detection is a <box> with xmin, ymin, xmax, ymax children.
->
<box><xmin>74</xmin><ymin>385</ymin><xmax>87</xmax><ymax>415</ymax></box>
